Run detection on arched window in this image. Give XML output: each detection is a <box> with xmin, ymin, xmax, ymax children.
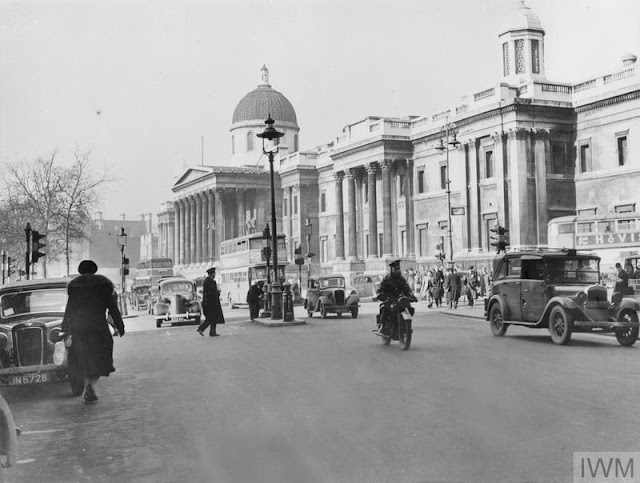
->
<box><xmin>231</xmin><ymin>135</ymin><xmax>235</xmax><ymax>155</ymax></box>
<box><xmin>247</xmin><ymin>132</ymin><xmax>254</xmax><ymax>152</ymax></box>
<box><xmin>294</xmin><ymin>134</ymin><xmax>299</xmax><ymax>152</ymax></box>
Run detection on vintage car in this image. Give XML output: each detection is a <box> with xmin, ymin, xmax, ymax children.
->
<box><xmin>351</xmin><ymin>272</ymin><xmax>385</xmax><ymax>301</ymax></box>
<box><xmin>0</xmin><ymin>277</ymin><xmax>84</xmax><ymax>394</ymax></box>
<box><xmin>305</xmin><ymin>275</ymin><xmax>360</xmax><ymax>318</ymax></box>
<box><xmin>152</xmin><ymin>278</ymin><xmax>202</xmax><ymax>328</ymax></box>
<box><xmin>485</xmin><ymin>248</ymin><xmax>640</xmax><ymax>346</ymax></box>
<box><xmin>131</xmin><ymin>284</ymin><xmax>151</xmax><ymax>311</ymax></box>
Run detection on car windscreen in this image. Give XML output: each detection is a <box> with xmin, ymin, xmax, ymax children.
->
<box><xmin>0</xmin><ymin>289</ymin><xmax>68</xmax><ymax>318</ymax></box>
<box><xmin>161</xmin><ymin>282</ymin><xmax>193</xmax><ymax>293</ymax></box>
<box><xmin>319</xmin><ymin>278</ymin><xmax>345</xmax><ymax>288</ymax></box>
<box><xmin>546</xmin><ymin>258</ymin><xmax>600</xmax><ymax>283</ymax></box>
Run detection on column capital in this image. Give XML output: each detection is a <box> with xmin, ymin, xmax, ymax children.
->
<box><xmin>508</xmin><ymin>127</ymin><xmax>531</xmax><ymax>140</ymax></box>
<box><xmin>333</xmin><ymin>171</ymin><xmax>344</xmax><ymax>181</ymax></box>
<box><xmin>532</xmin><ymin>128</ymin><xmax>550</xmax><ymax>140</ymax></box>
<box><xmin>491</xmin><ymin>131</ymin><xmax>507</xmax><ymax>143</ymax></box>
<box><xmin>380</xmin><ymin>159</ymin><xmax>393</xmax><ymax>171</ymax></box>
<box><xmin>345</xmin><ymin>168</ymin><xmax>357</xmax><ymax>179</ymax></box>
<box><xmin>365</xmin><ymin>162</ymin><xmax>378</xmax><ymax>174</ymax></box>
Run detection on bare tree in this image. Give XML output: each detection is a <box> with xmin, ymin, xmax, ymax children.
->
<box><xmin>0</xmin><ymin>149</ymin><xmax>114</xmax><ymax>277</ymax></box>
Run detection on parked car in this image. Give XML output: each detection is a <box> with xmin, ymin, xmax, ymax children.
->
<box><xmin>131</xmin><ymin>284</ymin><xmax>151</xmax><ymax>311</ymax></box>
<box><xmin>485</xmin><ymin>248</ymin><xmax>640</xmax><ymax>346</ymax></box>
<box><xmin>0</xmin><ymin>277</ymin><xmax>84</xmax><ymax>394</ymax></box>
<box><xmin>351</xmin><ymin>273</ymin><xmax>385</xmax><ymax>300</ymax></box>
<box><xmin>305</xmin><ymin>275</ymin><xmax>360</xmax><ymax>318</ymax></box>
<box><xmin>152</xmin><ymin>278</ymin><xmax>202</xmax><ymax>328</ymax></box>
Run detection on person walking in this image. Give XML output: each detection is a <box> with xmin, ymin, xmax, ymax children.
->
<box><xmin>433</xmin><ymin>267</ymin><xmax>445</xmax><ymax>308</ymax></box>
<box><xmin>61</xmin><ymin>260</ymin><xmax>125</xmax><ymax>404</ymax></box>
<box><xmin>197</xmin><ymin>267</ymin><xmax>225</xmax><ymax>337</ymax></box>
<box><xmin>614</xmin><ymin>262</ymin><xmax>629</xmax><ymax>294</ymax></box>
<box><xmin>246</xmin><ymin>280</ymin><xmax>264</xmax><ymax>321</ymax></box>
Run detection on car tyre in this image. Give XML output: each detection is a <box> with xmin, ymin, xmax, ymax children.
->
<box><xmin>548</xmin><ymin>305</ymin><xmax>573</xmax><ymax>345</ymax></box>
<box><xmin>320</xmin><ymin>303</ymin><xmax>327</xmax><ymax>319</ymax></box>
<box><xmin>615</xmin><ymin>309</ymin><xmax>639</xmax><ymax>346</ymax></box>
<box><xmin>489</xmin><ymin>304</ymin><xmax>508</xmax><ymax>337</ymax></box>
<box><xmin>156</xmin><ymin>320</ymin><xmax>162</xmax><ymax>328</ymax></box>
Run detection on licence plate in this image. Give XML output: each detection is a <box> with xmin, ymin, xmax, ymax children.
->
<box><xmin>172</xmin><ymin>317</ymin><xmax>187</xmax><ymax>322</ymax></box>
<box><xmin>8</xmin><ymin>373</ymin><xmax>50</xmax><ymax>386</ymax></box>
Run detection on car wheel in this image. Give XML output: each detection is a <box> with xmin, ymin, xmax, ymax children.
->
<box><xmin>548</xmin><ymin>306</ymin><xmax>573</xmax><ymax>345</ymax></box>
<box><xmin>489</xmin><ymin>304</ymin><xmax>507</xmax><ymax>337</ymax></box>
<box><xmin>351</xmin><ymin>307</ymin><xmax>358</xmax><ymax>318</ymax></box>
<box><xmin>156</xmin><ymin>320</ymin><xmax>162</xmax><ymax>328</ymax></box>
<box><xmin>320</xmin><ymin>303</ymin><xmax>327</xmax><ymax>319</ymax></box>
<box><xmin>615</xmin><ymin>309</ymin><xmax>639</xmax><ymax>346</ymax></box>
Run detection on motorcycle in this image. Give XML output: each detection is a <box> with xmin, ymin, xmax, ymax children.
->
<box><xmin>374</xmin><ymin>294</ymin><xmax>416</xmax><ymax>350</ymax></box>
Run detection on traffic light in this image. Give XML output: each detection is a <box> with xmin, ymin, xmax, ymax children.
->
<box><xmin>490</xmin><ymin>225</ymin><xmax>510</xmax><ymax>253</ymax></box>
<box><xmin>294</xmin><ymin>244</ymin><xmax>302</xmax><ymax>256</ymax></box>
<box><xmin>123</xmin><ymin>257</ymin><xmax>130</xmax><ymax>276</ymax></box>
<box><xmin>31</xmin><ymin>230</ymin><xmax>47</xmax><ymax>264</ymax></box>
<box><xmin>7</xmin><ymin>256</ymin><xmax>16</xmax><ymax>279</ymax></box>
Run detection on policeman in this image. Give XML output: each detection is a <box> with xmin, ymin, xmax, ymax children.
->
<box><xmin>377</xmin><ymin>260</ymin><xmax>418</xmax><ymax>302</ymax></box>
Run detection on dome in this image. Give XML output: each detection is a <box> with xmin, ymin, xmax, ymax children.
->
<box><xmin>500</xmin><ymin>0</ymin><xmax>544</xmax><ymax>35</ymax></box>
<box><xmin>232</xmin><ymin>66</ymin><xmax>298</xmax><ymax>126</ymax></box>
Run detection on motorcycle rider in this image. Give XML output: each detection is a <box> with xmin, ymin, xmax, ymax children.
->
<box><xmin>375</xmin><ymin>260</ymin><xmax>418</xmax><ymax>336</ymax></box>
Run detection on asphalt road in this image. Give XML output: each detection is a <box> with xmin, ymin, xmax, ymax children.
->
<box><xmin>2</xmin><ymin>301</ymin><xmax>638</xmax><ymax>483</ymax></box>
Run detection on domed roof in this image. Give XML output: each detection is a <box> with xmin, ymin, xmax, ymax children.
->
<box><xmin>500</xmin><ymin>0</ymin><xmax>544</xmax><ymax>35</ymax></box>
<box><xmin>232</xmin><ymin>66</ymin><xmax>298</xmax><ymax>126</ymax></box>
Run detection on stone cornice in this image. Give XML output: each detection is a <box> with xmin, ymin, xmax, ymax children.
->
<box><xmin>575</xmin><ymin>89</ymin><xmax>640</xmax><ymax>114</ymax></box>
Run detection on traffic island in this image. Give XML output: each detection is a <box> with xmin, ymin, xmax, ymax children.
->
<box><xmin>253</xmin><ymin>318</ymin><xmax>306</xmax><ymax>328</ymax></box>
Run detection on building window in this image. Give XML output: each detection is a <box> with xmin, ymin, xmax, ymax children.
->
<box><xmin>618</xmin><ymin>135</ymin><xmax>628</xmax><ymax>166</ymax></box>
<box><xmin>283</xmin><ymin>199</ymin><xmax>288</xmax><ymax>216</ymax></box>
<box><xmin>503</xmin><ymin>42</ymin><xmax>510</xmax><ymax>76</ymax></box>
<box><xmin>399</xmin><ymin>173</ymin><xmax>405</xmax><ymax>196</ymax></box>
<box><xmin>247</xmin><ymin>132</ymin><xmax>254</xmax><ymax>152</ymax></box>
<box><xmin>320</xmin><ymin>238</ymin><xmax>328</xmax><ymax>263</ymax></box>
<box><xmin>417</xmin><ymin>169</ymin><xmax>424</xmax><ymax>194</ymax></box>
<box><xmin>599</xmin><ymin>221</ymin><xmax>615</xmax><ymax>233</ymax></box>
<box><xmin>579</xmin><ymin>143</ymin><xmax>591</xmax><ymax>173</ymax></box>
<box><xmin>294</xmin><ymin>134</ymin><xmax>299</xmax><ymax>152</ymax></box>
<box><xmin>417</xmin><ymin>224</ymin><xmax>428</xmax><ymax>257</ymax></box>
<box><xmin>231</xmin><ymin>135</ymin><xmax>235</xmax><ymax>155</ymax></box>
<box><xmin>378</xmin><ymin>233</ymin><xmax>383</xmax><ymax>258</ymax></box>
<box><xmin>401</xmin><ymin>231</ymin><xmax>407</xmax><ymax>257</ymax></box>
<box><xmin>293</xmin><ymin>195</ymin><xmax>298</xmax><ymax>215</ymax></box>
<box><xmin>485</xmin><ymin>149</ymin><xmax>494</xmax><ymax>179</ymax></box>
<box><xmin>531</xmin><ymin>39</ymin><xmax>540</xmax><ymax>74</ymax></box>
<box><xmin>485</xmin><ymin>216</ymin><xmax>497</xmax><ymax>251</ymax></box>
<box><xmin>320</xmin><ymin>191</ymin><xmax>326</xmax><ymax>212</ymax></box>
<box><xmin>440</xmin><ymin>165</ymin><xmax>447</xmax><ymax>190</ymax></box>
<box><xmin>615</xmin><ymin>203</ymin><xmax>635</xmax><ymax>214</ymax></box>
<box><xmin>515</xmin><ymin>39</ymin><xmax>525</xmax><ymax>74</ymax></box>
<box><xmin>577</xmin><ymin>222</ymin><xmax>595</xmax><ymax>233</ymax></box>
<box><xmin>618</xmin><ymin>219</ymin><xmax>636</xmax><ymax>230</ymax></box>
<box><xmin>551</xmin><ymin>143</ymin><xmax>570</xmax><ymax>175</ymax></box>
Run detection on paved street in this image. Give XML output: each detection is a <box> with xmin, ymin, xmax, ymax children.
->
<box><xmin>1</xmin><ymin>300</ymin><xmax>638</xmax><ymax>483</ymax></box>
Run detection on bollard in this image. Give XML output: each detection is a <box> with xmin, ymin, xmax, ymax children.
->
<box><xmin>261</xmin><ymin>282</ymin><xmax>272</xmax><ymax>317</ymax></box>
<box><xmin>283</xmin><ymin>282</ymin><xmax>295</xmax><ymax>322</ymax></box>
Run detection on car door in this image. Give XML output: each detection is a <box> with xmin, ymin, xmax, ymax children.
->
<box><xmin>497</xmin><ymin>257</ymin><xmax>522</xmax><ymax>321</ymax></box>
<box><xmin>520</xmin><ymin>256</ymin><xmax>546</xmax><ymax>322</ymax></box>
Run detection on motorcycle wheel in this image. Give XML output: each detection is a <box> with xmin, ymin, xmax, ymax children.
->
<box><xmin>398</xmin><ymin>313</ymin><xmax>411</xmax><ymax>350</ymax></box>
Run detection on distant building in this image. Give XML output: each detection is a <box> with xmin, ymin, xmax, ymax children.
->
<box><xmin>156</xmin><ymin>0</ymin><xmax>640</xmax><ymax>285</ymax></box>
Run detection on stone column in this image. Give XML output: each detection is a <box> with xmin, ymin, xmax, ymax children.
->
<box><xmin>366</xmin><ymin>162</ymin><xmax>378</xmax><ymax>258</ymax></box>
<box><xmin>508</xmin><ymin>128</ymin><xmax>533</xmax><ymax>246</ymax></box>
<box><xmin>195</xmin><ymin>193</ymin><xmax>203</xmax><ymax>263</ymax></box>
<box><xmin>179</xmin><ymin>199</ymin><xmax>186</xmax><ymax>266</ymax></box>
<box><xmin>201</xmin><ymin>192</ymin><xmax>209</xmax><ymax>263</ymax></box>
<box><xmin>533</xmin><ymin>128</ymin><xmax>550</xmax><ymax>245</ymax></box>
<box><xmin>492</xmin><ymin>131</ymin><xmax>508</xmax><ymax>233</ymax></box>
<box><xmin>346</xmin><ymin>169</ymin><xmax>357</xmax><ymax>260</ymax></box>
<box><xmin>334</xmin><ymin>171</ymin><xmax>345</xmax><ymax>260</ymax></box>
<box><xmin>381</xmin><ymin>160</ymin><xmax>393</xmax><ymax>256</ymax></box>
<box><xmin>404</xmin><ymin>159</ymin><xmax>415</xmax><ymax>257</ymax></box>
<box><xmin>215</xmin><ymin>189</ymin><xmax>225</xmax><ymax>261</ymax></box>
<box><xmin>238</xmin><ymin>189</ymin><xmax>246</xmax><ymax>237</ymax></box>
<box><xmin>206</xmin><ymin>190</ymin><xmax>215</xmax><ymax>262</ymax></box>
<box><xmin>189</xmin><ymin>196</ymin><xmax>196</xmax><ymax>265</ymax></box>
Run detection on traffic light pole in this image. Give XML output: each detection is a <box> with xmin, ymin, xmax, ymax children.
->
<box><xmin>25</xmin><ymin>223</ymin><xmax>31</xmax><ymax>280</ymax></box>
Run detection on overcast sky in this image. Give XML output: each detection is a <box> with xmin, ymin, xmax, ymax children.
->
<box><xmin>1</xmin><ymin>0</ymin><xmax>639</xmax><ymax>221</ymax></box>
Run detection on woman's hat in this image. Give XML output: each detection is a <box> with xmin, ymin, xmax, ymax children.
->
<box><xmin>78</xmin><ymin>260</ymin><xmax>98</xmax><ymax>275</ymax></box>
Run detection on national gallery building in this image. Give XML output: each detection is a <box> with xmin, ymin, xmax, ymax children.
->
<box><xmin>156</xmin><ymin>1</ymin><xmax>640</xmax><ymax>281</ymax></box>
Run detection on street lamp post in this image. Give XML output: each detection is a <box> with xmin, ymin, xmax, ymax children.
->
<box><xmin>261</xmin><ymin>223</ymin><xmax>272</xmax><ymax>317</ymax></box>
<box><xmin>305</xmin><ymin>218</ymin><xmax>313</xmax><ymax>284</ymax></box>
<box><xmin>435</xmin><ymin>123</ymin><xmax>460</xmax><ymax>262</ymax></box>
<box><xmin>257</xmin><ymin>115</ymin><xmax>285</xmax><ymax>320</ymax></box>
<box><xmin>117</xmin><ymin>227</ymin><xmax>128</xmax><ymax>316</ymax></box>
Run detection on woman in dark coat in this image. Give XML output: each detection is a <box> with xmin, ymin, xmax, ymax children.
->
<box><xmin>197</xmin><ymin>267</ymin><xmax>225</xmax><ymax>336</ymax></box>
<box><xmin>246</xmin><ymin>280</ymin><xmax>264</xmax><ymax>321</ymax></box>
<box><xmin>61</xmin><ymin>260</ymin><xmax>125</xmax><ymax>404</ymax></box>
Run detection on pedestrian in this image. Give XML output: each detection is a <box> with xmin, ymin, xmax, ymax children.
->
<box><xmin>614</xmin><ymin>262</ymin><xmax>629</xmax><ymax>294</ymax></box>
<box><xmin>445</xmin><ymin>266</ymin><xmax>462</xmax><ymax>309</ymax></box>
<box><xmin>61</xmin><ymin>260</ymin><xmax>125</xmax><ymax>404</ymax></box>
<box><xmin>465</xmin><ymin>266</ymin><xmax>478</xmax><ymax>307</ymax></box>
<box><xmin>433</xmin><ymin>267</ymin><xmax>445</xmax><ymax>307</ymax></box>
<box><xmin>246</xmin><ymin>280</ymin><xmax>264</xmax><ymax>321</ymax></box>
<box><xmin>197</xmin><ymin>267</ymin><xmax>225</xmax><ymax>337</ymax></box>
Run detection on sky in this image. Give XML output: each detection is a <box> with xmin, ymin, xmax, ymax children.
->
<box><xmin>1</xmin><ymin>0</ymin><xmax>639</xmax><ymax>221</ymax></box>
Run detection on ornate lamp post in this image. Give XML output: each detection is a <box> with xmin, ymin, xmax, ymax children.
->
<box><xmin>257</xmin><ymin>115</ymin><xmax>285</xmax><ymax>320</ymax></box>
<box><xmin>435</xmin><ymin>123</ymin><xmax>460</xmax><ymax>262</ymax></box>
<box><xmin>117</xmin><ymin>227</ymin><xmax>128</xmax><ymax>315</ymax></box>
<box><xmin>261</xmin><ymin>223</ymin><xmax>272</xmax><ymax>317</ymax></box>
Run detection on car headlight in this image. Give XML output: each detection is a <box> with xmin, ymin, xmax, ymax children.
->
<box><xmin>576</xmin><ymin>291</ymin><xmax>587</xmax><ymax>304</ymax></box>
<box><xmin>49</xmin><ymin>327</ymin><xmax>63</xmax><ymax>343</ymax></box>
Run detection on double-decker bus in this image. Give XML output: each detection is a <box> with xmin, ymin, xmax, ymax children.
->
<box><xmin>135</xmin><ymin>257</ymin><xmax>174</xmax><ymax>287</ymax></box>
<box><xmin>218</xmin><ymin>232</ymin><xmax>288</xmax><ymax>308</ymax></box>
<box><xmin>549</xmin><ymin>213</ymin><xmax>640</xmax><ymax>270</ymax></box>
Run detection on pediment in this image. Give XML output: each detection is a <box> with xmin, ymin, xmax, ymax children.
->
<box><xmin>173</xmin><ymin>167</ymin><xmax>213</xmax><ymax>188</ymax></box>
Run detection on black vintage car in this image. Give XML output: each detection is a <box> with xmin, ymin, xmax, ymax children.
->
<box><xmin>485</xmin><ymin>248</ymin><xmax>640</xmax><ymax>346</ymax></box>
<box><xmin>0</xmin><ymin>277</ymin><xmax>83</xmax><ymax>394</ymax></box>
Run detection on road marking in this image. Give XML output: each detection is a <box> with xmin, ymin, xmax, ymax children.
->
<box><xmin>20</xmin><ymin>429</ymin><xmax>66</xmax><ymax>435</ymax></box>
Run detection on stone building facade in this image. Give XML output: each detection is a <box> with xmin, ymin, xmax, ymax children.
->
<box><xmin>156</xmin><ymin>1</ymin><xmax>640</xmax><ymax>282</ymax></box>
